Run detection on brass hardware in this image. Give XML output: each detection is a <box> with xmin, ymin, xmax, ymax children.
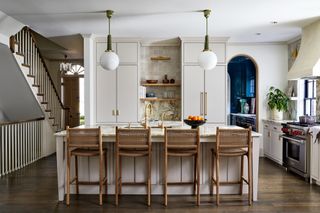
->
<box><xmin>116</xmin><ymin>109</ymin><xmax>120</xmax><ymax>116</ymax></box>
<box><xmin>204</xmin><ymin>92</ymin><xmax>208</xmax><ymax>116</ymax></box>
<box><xmin>112</xmin><ymin>110</ymin><xmax>116</xmax><ymax>116</ymax></box>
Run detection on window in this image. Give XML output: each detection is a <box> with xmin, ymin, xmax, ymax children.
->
<box><xmin>304</xmin><ymin>80</ymin><xmax>316</xmax><ymax>116</ymax></box>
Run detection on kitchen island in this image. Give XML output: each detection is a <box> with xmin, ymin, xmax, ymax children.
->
<box><xmin>55</xmin><ymin>124</ymin><xmax>261</xmax><ymax>202</ymax></box>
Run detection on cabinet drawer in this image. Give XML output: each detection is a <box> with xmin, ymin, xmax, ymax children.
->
<box><xmin>184</xmin><ymin>42</ymin><xmax>225</xmax><ymax>64</ymax></box>
<box><xmin>271</xmin><ymin>124</ymin><xmax>282</xmax><ymax>132</ymax></box>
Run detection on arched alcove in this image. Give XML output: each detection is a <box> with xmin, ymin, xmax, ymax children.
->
<box><xmin>227</xmin><ymin>55</ymin><xmax>259</xmax><ymax>131</ymax></box>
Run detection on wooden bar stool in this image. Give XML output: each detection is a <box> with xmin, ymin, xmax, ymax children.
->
<box><xmin>66</xmin><ymin>126</ymin><xmax>108</xmax><ymax>206</ymax></box>
<box><xmin>115</xmin><ymin>127</ymin><xmax>152</xmax><ymax>206</ymax></box>
<box><xmin>211</xmin><ymin>127</ymin><xmax>252</xmax><ymax>206</ymax></box>
<box><xmin>163</xmin><ymin>127</ymin><xmax>200</xmax><ymax>206</ymax></box>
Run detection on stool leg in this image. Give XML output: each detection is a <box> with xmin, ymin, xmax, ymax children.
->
<box><xmin>66</xmin><ymin>151</ymin><xmax>71</xmax><ymax>205</ymax></box>
<box><xmin>210</xmin><ymin>152</ymin><xmax>214</xmax><ymax>196</ymax></box>
<box><xmin>99</xmin><ymin>153</ymin><xmax>103</xmax><ymax>205</ymax></box>
<box><xmin>164</xmin><ymin>151</ymin><xmax>168</xmax><ymax>206</ymax></box>
<box><xmin>240</xmin><ymin>155</ymin><xmax>244</xmax><ymax>195</ymax></box>
<box><xmin>148</xmin><ymin>153</ymin><xmax>151</xmax><ymax>207</ymax></box>
<box><xmin>75</xmin><ymin>155</ymin><xmax>79</xmax><ymax>195</ymax></box>
<box><xmin>248</xmin><ymin>153</ymin><xmax>252</xmax><ymax>205</ymax></box>
<box><xmin>104</xmin><ymin>151</ymin><xmax>108</xmax><ymax>197</ymax></box>
<box><xmin>216</xmin><ymin>155</ymin><xmax>220</xmax><ymax>206</ymax></box>
<box><xmin>115</xmin><ymin>152</ymin><xmax>119</xmax><ymax>206</ymax></box>
<box><xmin>193</xmin><ymin>156</ymin><xmax>197</xmax><ymax>196</ymax></box>
<box><xmin>119</xmin><ymin>156</ymin><xmax>122</xmax><ymax>195</ymax></box>
<box><xmin>196</xmin><ymin>154</ymin><xmax>200</xmax><ymax>206</ymax></box>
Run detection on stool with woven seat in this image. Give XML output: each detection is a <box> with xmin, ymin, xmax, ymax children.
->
<box><xmin>211</xmin><ymin>127</ymin><xmax>252</xmax><ymax>206</ymax></box>
<box><xmin>163</xmin><ymin>127</ymin><xmax>200</xmax><ymax>206</ymax></box>
<box><xmin>115</xmin><ymin>127</ymin><xmax>152</xmax><ymax>206</ymax></box>
<box><xmin>66</xmin><ymin>126</ymin><xmax>108</xmax><ymax>206</ymax></box>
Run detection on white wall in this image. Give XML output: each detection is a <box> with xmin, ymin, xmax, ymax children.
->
<box><xmin>0</xmin><ymin>10</ymin><xmax>24</xmax><ymax>46</ymax></box>
<box><xmin>227</xmin><ymin>43</ymin><xmax>288</xmax><ymax>154</ymax></box>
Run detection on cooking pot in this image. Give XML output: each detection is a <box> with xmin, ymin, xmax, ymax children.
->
<box><xmin>299</xmin><ymin>115</ymin><xmax>315</xmax><ymax>124</ymax></box>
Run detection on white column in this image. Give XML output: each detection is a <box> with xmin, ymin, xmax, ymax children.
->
<box><xmin>82</xmin><ymin>34</ymin><xmax>96</xmax><ymax>125</ymax></box>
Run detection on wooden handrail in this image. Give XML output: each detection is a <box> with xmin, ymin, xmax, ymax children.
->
<box><xmin>0</xmin><ymin>117</ymin><xmax>44</xmax><ymax>126</ymax></box>
<box><xmin>25</xmin><ymin>27</ymin><xmax>65</xmax><ymax>108</ymax></box>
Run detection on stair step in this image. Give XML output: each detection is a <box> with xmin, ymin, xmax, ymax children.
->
<box><xmin>32</xmin><ymin>84</ymin><xmax>40</xmax><ymax>87</ymax></box>
<box><xmin>16</xmin><ymin>52</ymin><xmax>24</xmax><ymax>56</ymax></box>
<box><xmin>49</xmin><ymin>117</ymin><xmax>54</xmax><ymax>119</ymax></box>
<box><xmin>21</xmin><ymin>63</ymin><xmax>30</xmax><ymax>68</ymax></box>
<box><xmin>41</xmin><ymin>101</ymin><xmax>48</xmax><ymax>104</ymax></box>
<box><xmin>37</xmin><ymin>93</ymin><xmax>44</xmax><ymax>96</ymax></box>
<box><xmin>45</xmin><ymin>109</ymin><xmax>51</xmax><ymax>112</ymax></box>
<box><xmin>27</xmin><ymin>74</ymin><xmax>35</xmax><ymax>78</ymax></box>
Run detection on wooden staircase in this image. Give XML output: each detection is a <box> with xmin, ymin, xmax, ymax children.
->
<box><xmin>10</xmin><ymin>27</ymin><xmax>66</xmax><ymax>131</ymax></box>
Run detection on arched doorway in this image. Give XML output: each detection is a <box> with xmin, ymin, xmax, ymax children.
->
<box><xmin>227</xmin><ymin>55</ymin><xmax>259</xmax><ymax>131</ymax></box>
<box><xmin>61</xmin><ymin>64</ymin><xmax>85</xmax><ymax>127</ymax></box>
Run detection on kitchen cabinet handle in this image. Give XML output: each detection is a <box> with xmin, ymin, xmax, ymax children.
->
<box><xmin>204</xmin><ymin>92</ymin><xmax>207</xmax><ymax>116</ymax></box>
<box><xmin>112</xmin><ymin>110</ymin><xmax>116</xmax><ymax>116</ymax></box>
<box><xmin>273</xmin><ymin>127</ymin><xmax>277</xmax><ymax>130</ymax></box>
<box><xmin>200</xmin><ymin>92</ymin><xmax>203</xmax><ymax>115</ymax></box>
<box><xmin>116</xmin><ymin>110</ymin><xmax>120</xmax><ymax>116</ymax></box>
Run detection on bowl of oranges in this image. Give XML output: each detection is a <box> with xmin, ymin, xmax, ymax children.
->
<box><xmin>184</xmin><ymin>116</ymin><xmax>206</xmax><ymax>129</ymax></box>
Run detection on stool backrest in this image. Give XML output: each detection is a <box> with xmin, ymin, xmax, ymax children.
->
<box><xmin>165</xmin><ymin>128</ymin><xmax>200</xmax><ymax>147</ymax></box>
<box><xmin>116</xmin><ymin>127</ymin><xmax>151</xmax><ymax>147</ymax></box>
<box><xmin>66</xmin><ymin>126</ymin><xmax>102</xmax><ymax>149</ymax></box>
<box><xmin>216</xmin><ymin>127</ymin><xmax>251</xmax><ymax>149</ymax></box>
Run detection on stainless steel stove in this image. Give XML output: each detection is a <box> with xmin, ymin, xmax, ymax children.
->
<box><xmin>281</xmin><ymin>122</ymin><xmax>317</xmax><ymax>181</ymax></box>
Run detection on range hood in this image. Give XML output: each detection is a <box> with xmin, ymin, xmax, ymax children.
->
<box><xmin>288</xmin><ymin>19</ymin><xmax>320</xmax><ymax>79</ymax></box>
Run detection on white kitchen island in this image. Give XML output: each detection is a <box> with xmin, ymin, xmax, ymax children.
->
<box><xmin>55</xmin><ymin>124</ymin><xmax>261</xmax><ymax>202</ymax></box>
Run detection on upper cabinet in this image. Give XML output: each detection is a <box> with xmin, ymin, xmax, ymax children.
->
<box><xmin>95</xmin><ymin>39</ymin><xmax>139</xmax><ymax>123</ymax></box>
<box><xmin>181</xmin><ymin>38</ymin><xmax>228</xmax><ymax>124</ymax></box>
<box><xmin>183</xmin><ymin>42</ymin><xmax>226</xmax><ymax>64</ymax></box>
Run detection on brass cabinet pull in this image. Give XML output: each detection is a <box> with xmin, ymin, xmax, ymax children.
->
<box><xmin>116</xmin><ymin>109</ymin><xmax>120</xmax><ymax>116</ymax></box>
<box><xmin>204</xmin><ymin>92</ymin><xmax>208</xmax><ymax>116</ymax></box>
<box><xmin>112</xmin><ymin>110</ymin><xmax>116</xmax><ymax>116</ymax></box>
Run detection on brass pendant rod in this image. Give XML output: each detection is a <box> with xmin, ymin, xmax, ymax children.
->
<box><xmin>203</xmin><ymin>9</ymin><xmax>211</xmax><ymax>51</ymax></box>
<box><xmin>106</xmin><ymin>10</ymin><xmax>114</xmax><ymax>52</ymax></box>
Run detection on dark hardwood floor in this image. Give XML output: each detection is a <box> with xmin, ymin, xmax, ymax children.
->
<box><xmin>1</xmin><ymin>155</ymin><xmax>320</xmax><ymax>213</ymax></box>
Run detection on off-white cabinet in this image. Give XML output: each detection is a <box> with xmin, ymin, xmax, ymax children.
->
<box><xmin>183</xmin><ymin>65</ymin><xmax>226</xmax><ymax>123</ymax></box>
<box><xmin>182</xmin><ymin>39</ymin><xmax>227</xmax><ymax>124</ymax></box>
<box><xmin>263</xmin><ymin>120</ymin><xmax>283</xmax><ymax>165</ymax></box>
<box><xmin>96</xmin><ymin>41</ymin><xmax>139</xmax><ymax>123</ymax></box>
<box><xmin>310</xmin><ymin>129</ymin><xmax>320</xmax><ymax>184</ymax></box>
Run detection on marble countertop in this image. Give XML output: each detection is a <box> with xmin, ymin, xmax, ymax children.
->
<box><xmin>55</xmin><ymin>122</ymin><xmax>261</xmax><ymax>138</ymax></box>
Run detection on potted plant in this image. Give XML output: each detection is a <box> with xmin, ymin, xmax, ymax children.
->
<box><xmin>267</xmin><ymin>86</ymin><xmax>290</xmax><ymax>120</ymax></box>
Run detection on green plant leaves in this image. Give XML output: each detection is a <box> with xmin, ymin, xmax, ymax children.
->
<box><xmin>267</xmin><ymin>86</ymin><xmax>290</xmax><ymax>112</ymax></box>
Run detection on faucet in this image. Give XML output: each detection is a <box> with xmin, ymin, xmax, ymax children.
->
<box><xmin>143</xmin><ymin>103</ymin><xmax>153</xmax><ymax>128</ymax></box>
<box><xmin>159</xmin><ymin>111</ymin><xmax>174</xmax><ymax>128</ymax></box>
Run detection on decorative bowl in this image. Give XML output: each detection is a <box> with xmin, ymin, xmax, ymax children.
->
<box><xmin>146</xmin><ymin>80</ymin><xmax>158</xmax><ymax>84</ymax></box>
<box><xmin>183</xmin><ymin>119</ymin><xmax>206</xmax><ymax>129</ymax></box>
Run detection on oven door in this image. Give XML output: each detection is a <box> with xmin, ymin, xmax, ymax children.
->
<box><xmin>282</xmin><ymin>135</ymin><xmax>306</xmax><ymax>173</ymax></box>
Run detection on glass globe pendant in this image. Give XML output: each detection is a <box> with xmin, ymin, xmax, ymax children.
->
<box><xmin>198</xmin><ymin>9</ymin><xmax>217</xmax><ymax>70</ymax></box>
<box><xmin>100</xmin><ymin>10</ymin><xmax>119</xmax><ymax>71</ymax></box>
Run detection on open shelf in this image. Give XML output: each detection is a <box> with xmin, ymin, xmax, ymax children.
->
<box><xmin>141</xmin><ymin>83</ymin><xmax>181</xmax><ymax>87</ymax></box>
<box><xmin>140</xmin><ymin>98</ymin><xmax>180</xmax><ymax>102</ymax></box>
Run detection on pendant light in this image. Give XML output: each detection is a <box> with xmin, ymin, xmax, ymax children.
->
<box><xmin>100</xmin><ymin>10</ymin><xmax>119</xmax><ymax>71</ymax></box>
<box><xmin>198</xmin><ymin>9</ymin><xmax>217</xmax><ymax>70</ymax></box>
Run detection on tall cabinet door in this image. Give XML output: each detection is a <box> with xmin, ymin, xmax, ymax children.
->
<box><xmin>183</xmin><ymin>65</ymin><xmax>205</xmax><ymax>117</ymax></box>
<box><xmin>205</xmin><ymin>65</ymin><xmax>226</xmax><ymax>123</ymax></box>
<box><xmin>96</xmin><ymin>66</ymin><xmax>117</xmax><ymax>123</ymax></box>
<box><xmin>117</xmin><ymin>65</ymin><xmax>138</xmax><ymax>122</ymax></box>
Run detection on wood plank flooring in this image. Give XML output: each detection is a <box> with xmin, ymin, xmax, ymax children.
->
<box><xmin>1</xmin><ymin>155</ymin><xmax>320</xmax><ymax>212</ymax></box>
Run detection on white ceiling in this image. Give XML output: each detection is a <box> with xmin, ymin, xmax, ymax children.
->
<box><xmin>0</xmin><ymin>0</ymin><xmax>319</xmax><ymax>42</ymax></box>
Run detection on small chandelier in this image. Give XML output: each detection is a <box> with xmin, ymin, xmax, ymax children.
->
<box><xmin>60</xmin><ymin>54</ymin><xmax>72</xmax><ymax>73</ymax></box>
<box><xmin>198</xmin><ymin>9</ymin><xmax>217</xmax><ymax>70</ymax></box>
<box><xmin>100</xmin><ymin>10</ymin><xmax>119</xmax><ymax>71</ymax></box>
